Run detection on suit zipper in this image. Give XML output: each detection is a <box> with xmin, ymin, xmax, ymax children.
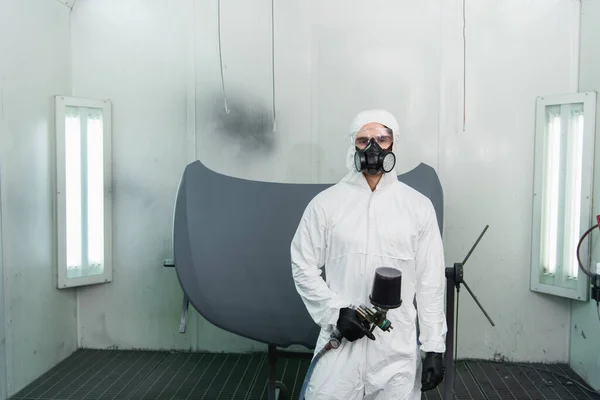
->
<box><xmin>363</xmin><ymin>189</ymin><xmax>374</xmax><ymax>387</ymax></box>
<box><xmin>365</xmin><ymin>192</ymin><xmax>373</xmax><ymax>265</ymax></box>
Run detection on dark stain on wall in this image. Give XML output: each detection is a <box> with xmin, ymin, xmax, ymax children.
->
<box><xmin>210</xmin><ymin>91</ymin><xmax>275</xmax><ymax>155</ymax></box>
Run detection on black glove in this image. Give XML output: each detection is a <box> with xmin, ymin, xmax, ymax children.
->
<box><xmin>336</xmin><ymin>307</ymin><xmax>371</xmax><ymax>342</ymax></box>
<box><xmin>421</xmin><ymin>352</ymin><xmax>444</xmax><ymax>391</ymax></box>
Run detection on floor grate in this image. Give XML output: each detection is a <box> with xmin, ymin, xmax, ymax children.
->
<box><xmin>9</xmin><ymin>349</ymin><xmax>600</xmax><ymax>399</ymax></box>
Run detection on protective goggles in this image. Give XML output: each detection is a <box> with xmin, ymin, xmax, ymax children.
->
<box><xmin>352</xmin><ymin>127</ymin><xmax>393</xmax><ymax>149</ymax></box>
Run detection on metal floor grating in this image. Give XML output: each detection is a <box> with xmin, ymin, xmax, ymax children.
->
<box><xmin>9</xmin><ymin>349</ymin><xmax>600</xmax><ymax>399</ymax></box>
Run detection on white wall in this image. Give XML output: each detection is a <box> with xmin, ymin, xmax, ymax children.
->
<box><xmin>446</xmin><ymin>0</ymin><xmax>580</xmax><ymax>362</ymax></box>
<box><xmin>70</xmin><ymin>0</ymin><xmax>265</xmax><ymax>353</ymax></box>
<box><xmin>71</xmin><ymin>0</ymin><xmax>579</xmax><ymax>363</ymax></box>
<box><xmin>570</xmin><ymin>0</ymin><xmax>600</xmax><ymax>390</ymax></box>
<box><xmin>0</xmin><ymin>0</ymin><xmax>77</xmax><ymax>397</ymax></box>
<box><xmin>194</xmin><ymin>1</ymin><xmax>442</xmax><ymax>183</ymax></box>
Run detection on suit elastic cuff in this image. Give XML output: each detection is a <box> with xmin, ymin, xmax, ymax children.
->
<box><xmin>323</xmin><ymin>298</ymin><xmax>353</xmax><ymax>329</ymax></box>
<box><xmin>419</xmin><ymin>341</ymin><xmax>446</xmax><ymax>354</ymax></box>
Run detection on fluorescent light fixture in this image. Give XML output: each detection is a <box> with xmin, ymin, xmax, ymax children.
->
<box><xmin>56</xmin><ymin>96</ymin><xmax>112</xmax><ymax>289</ymax></box>
<box><xmin>531</xmin><ymin>92</ymin><xmax>595</xmax><ymax>301</ymax></box>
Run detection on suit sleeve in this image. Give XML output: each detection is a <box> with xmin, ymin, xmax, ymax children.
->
<box><xmin>290</xmin><ymin>198</ymin><xmax>351</xmax><ymax>331</ymax></box>
<box><xmin>415</xmin><ymin>200</ymin><xmax>448</xmax><ymax>353</ymax></box>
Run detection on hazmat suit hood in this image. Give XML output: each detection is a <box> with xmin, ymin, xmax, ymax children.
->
<box><xmin>343</xmin><ymin>109</ymin><xmax>401</xmax><ymax>188</ymax></box>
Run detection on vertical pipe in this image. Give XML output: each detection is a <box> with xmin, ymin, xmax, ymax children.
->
<box><xmin>267</xmin><ymin>344</ymin><xmax>277</xmax><ymax>400</ymax></box>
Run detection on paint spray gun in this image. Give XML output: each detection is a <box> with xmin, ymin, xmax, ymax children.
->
<box><xmin>299</xmin><ymin>267</ymin><xmax>403</xmax><ymax>399</ymax></box>
<box><xmin>351</xmin><ymin>266</ymin><xmax>403</xmax><ymax>339</ymax></box>
<box><xmin>329</xmin><ymin>266</ymin><xmax>403</xmax><ymax>345</ymax></box>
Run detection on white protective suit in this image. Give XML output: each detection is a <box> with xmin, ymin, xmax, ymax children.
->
<box><xmin>290</xmin><ymin>110</ymin><xmax>447</xmax><ymax>399</ymax></box>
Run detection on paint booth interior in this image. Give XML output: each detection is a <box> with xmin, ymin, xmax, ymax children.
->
<box><xmin>1</xmin><ymin>0</ymin><xmax>600</xmax><ymax>399</ymax></box>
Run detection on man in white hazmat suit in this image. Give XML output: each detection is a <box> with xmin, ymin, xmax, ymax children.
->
<box><xmin>290</xmin><ymin>109</ymin><xmax>447</xmax><ymax>399</ymax></box>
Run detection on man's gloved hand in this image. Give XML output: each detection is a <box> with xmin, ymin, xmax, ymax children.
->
<box><xmin>336</xmin><ymin>307</ymin><xmax>371</xmax><ymax>342</ymax></box>
<box><xmin>421</xmin><ymin>352</ymin><xmax>444</xmax><ymax>391</ymax></box>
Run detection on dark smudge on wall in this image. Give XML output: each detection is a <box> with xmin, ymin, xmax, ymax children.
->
<box><xmin>209</xmin><ymin>90</ymin><xmax>276</xmax><ymax>155</ymax></box>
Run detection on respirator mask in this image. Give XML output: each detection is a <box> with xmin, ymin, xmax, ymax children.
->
<box><xmin>353</xmin><ymin>128</ymin><xmax>396</xmax><ymax>175</ymax></box>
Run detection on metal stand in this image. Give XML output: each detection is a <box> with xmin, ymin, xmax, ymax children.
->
<box><xmin>267</xmin><ymin>345</ymin><xmax>292</xmax><ymax>400</ymax></box>
<box><xmin>179</xmin><ymin>294</ymin><xmax>189</xmax><ymax>333</ymax></box>
<box><xmin>444</xmin><ymin>264</ymin><xmax>458</xmax><ymax>400</ymax></box>
<box><xmin>443</xmin><ymin>225</ymin><xmax>495</xmax><ymax>400</ymax></box>
<box><xmin>163</xmin><ymin>259</ymin><xmax>191</xmax><ymax>334</ymax></box>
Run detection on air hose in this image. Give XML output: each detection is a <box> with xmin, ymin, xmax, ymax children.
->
<box><xmin>576</xmin><ymin>215</ymin><xmax>600</xmax><ymax>313</ymax></box>
<box><xmin>576</xmin><ymin>215</ymin><xmax>600</xmax><ymax>278</ymax></box>
<box><xmin>298</xmin><ymin>331</ymin><xmax>343</xmax><ymax>400</ymax></box>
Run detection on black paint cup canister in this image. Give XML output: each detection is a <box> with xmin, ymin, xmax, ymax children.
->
<box><xmin>369</xmin><ymin>267</ymin><xmax>402</xmax><ymax>309</ymax></box>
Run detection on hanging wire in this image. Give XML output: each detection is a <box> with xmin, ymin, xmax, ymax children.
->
<box><xmin>576</xmin><ymin>219</ymin><xmax>600</xmax><ymax>322</ymax></box>
<box><xmin>217</xmin><ymin>0</ymin><xmax>276</xmax><ymax>127</ymax></box>
<box><xmin>271</xmin><ymin>0</ymin><xmax>277</xmax><ymax>132</ymax></box>
<box><xmin>217</xmin><ymin>0</ymin><xmax>230</xmax><ymax>114</ymax></box>
<box><xmin>576</xmin><ymin>222</ymin><xmax>597</xmax><ymax>278</ymax></box>
<box><xmin>462</xmin><ymin>0</ymin><xmax>466</xmax><ymax>131</ymax></box>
